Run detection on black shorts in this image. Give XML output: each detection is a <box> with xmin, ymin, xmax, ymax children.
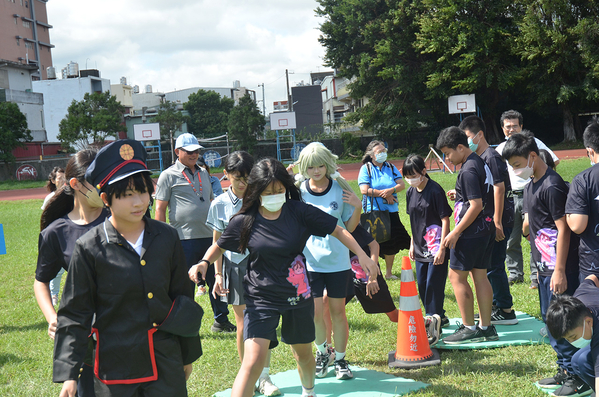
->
<box><xmin>244</xmin><ymin>302</ymin><xmax>315</xmax><ymax>349</ymax></box>
<box><xmin>308</xmin><ymin>269</ymin><xmax>353</xmax><ymax>298</ymax></box>
<box><xmin>450</xmin><ymin>234</ymin><xmax>494</xmax><ymax>271</ymax></box>
<box><xmin>346</xmin><ymin>270</ymin><xmax>396</xmax><ymax>314</ymax></box>
<box><xmin>379</xmin><ymin>212</ymin><xmax>411</xmax><ymax>257</ymax></box>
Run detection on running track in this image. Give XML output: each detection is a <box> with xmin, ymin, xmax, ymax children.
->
<box><xmin>0</xmin><ymin>149</ymin><xmax>587</xmax><ymax>202</ymax></box>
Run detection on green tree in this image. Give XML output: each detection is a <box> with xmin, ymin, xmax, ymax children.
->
<box><xmin>317</xmin><ymin>0</ymin><xmax>435</xmax><ymax>140</ymax></box>
<box><xmin>227</xmin><ymin>94</ymin><xmax>265</xmax><ymax>154</ymax></box>
<box><xmin>515</xmin><ymin>0</ymin><xmax>599</xmax><ymax>141</ymax></box>
<box><xmin>184</xmin><ymin>89</ymin><xmax>234</xmax><ymax>138</ymax></box>
<box><xmin>153</xmin><ymin>100</ymin><xmax>187</xmax><ymax>141</ymax></box>
<box><xmin>0</xmin><ymin>102</ymin><xmax>32</xmax><ymax>163</ymax></box>
<box><xmin>415</xmin><ymin>0</ymin><xmax>525</xmax><ymax>143</ymax></box>
<box><xmin>58</xmin><ymin>92</ymin><xmax>125</xmax><ymax>149</ymax></box>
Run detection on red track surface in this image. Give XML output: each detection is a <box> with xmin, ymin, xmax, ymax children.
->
<box><xmin>0</xmin><ymin>149</ymin><xmax>587</xmax><ymax>202</ymax></box>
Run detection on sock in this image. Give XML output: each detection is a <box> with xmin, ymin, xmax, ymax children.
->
<box><xmin>259</xmin><ymin>367</ymin><xmax>269</xmax><ymax>380</ymax></box>
<box><xmin>315</xmin><ymin>341</ymin><xmax>327</xmax><ymax>354</ymax></box>
<box><xmin>302</xmin><ymin>385</ymin><xmax>315</xmax><ymax>397</ymax></box>
<box><xmin>335</xmin><ymin>350</ymin><xmax>345</xmax><ymax>361</ymax></box>
<box><xmin>479</xmin><ymin>325</ymin><xmax>488</xmax><ymax>330</ymax></box>
<box><xmin>466</xmin><ymin>324</ymin><xmax>477</xmax><ymax>331</ymax></box>
<box><xmin>386</xmin><ymin>309</ymin><xmax>399</xmax><ymax>322</ymax></box>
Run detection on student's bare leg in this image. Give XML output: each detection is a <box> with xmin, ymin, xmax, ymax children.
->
<box><xmin>328</xmin><ymin>297</ymin><xmax>349</xmax><ymax>353</ymax></box>
<box><xmin>313</xmin><ymin>297</ymin><xmax>327</xmax><ymax>345</ymax></box>
<box><xmin>290</xmin><ymin>343</ymin><xmax>316</xmax><ymax>391</ymax></box>
<box><xmin>233</xmin><ymin>304</ymin><xmax>246</xmax><ymax>362</ymax></box>
<box><xmin>322</xmin><ymin>293</ymin><xmax>333</xmax><ymax>345</ymax></box>
<box><xmin>448</xmin><ymin>268</ymin><xmax>475</xmax><ymax>326</ymax></box>
<box><xmin>231</xmin><ymin>337</ymin><xmax>269</xmax><ymax>397</ymax></box>
<box><xmin>384</xmin><ymin>254</ymin><xmax>395</xmax><ymax>278</ymax></box>
<box><xmin>471</xmin><ymin>268</ymin><xmax>494</xmax><ymax>327</ymax></box>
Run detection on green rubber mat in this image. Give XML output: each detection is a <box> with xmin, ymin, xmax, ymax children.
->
<box><xmin>214</xmin><ymin>365</ymin><xmax>429</xmax><ymax>396</ymax></box>
<box><xmin>435</xmin><ymin>311</ymin><xmax>549</xmax><ymax>350</ymax></box>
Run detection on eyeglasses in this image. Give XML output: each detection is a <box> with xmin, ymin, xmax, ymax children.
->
<box><xmin>228</xmin><ymin>175</ymin><xmax>248</xmax><ymax>183</ymax></box>
<box><xmin>182</xmin><ymin>149</ymin><xmax>199</xmax><ymax>155</ymax></box>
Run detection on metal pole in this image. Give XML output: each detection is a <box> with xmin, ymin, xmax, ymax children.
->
<box><xmin>261</xmin><ymin>83</ymin><xmax>266</xmax><ymax>116</ymax></box>
<box><xmin>286</xmin><ymin>70</ymin><xmax>292</xmax><ymax>112</ymax></box>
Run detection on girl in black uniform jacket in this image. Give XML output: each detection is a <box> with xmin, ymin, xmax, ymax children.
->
<box><xmin>189</xmin><ymin>158</ymin><xmax>379</xmax><ymax>397</ymax></box>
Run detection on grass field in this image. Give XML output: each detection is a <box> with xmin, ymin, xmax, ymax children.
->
<box><xmin>0</xmin><ymin>157</ymin><xmax>590</xmax><ymax>397</ymax></box>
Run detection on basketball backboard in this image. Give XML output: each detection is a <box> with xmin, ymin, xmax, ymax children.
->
<box><xmin>448</xmin><ymin>94</ymin><xmax>476</xmax><ymax>114</ymax></box>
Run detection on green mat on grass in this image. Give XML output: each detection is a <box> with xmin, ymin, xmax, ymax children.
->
<box><xmin>435</xmin><ymin>311</ymin><xmax>549</xmax><ymax>350</ymax></box>
<box><xmin>213</xmin><ymin>365</ymin><xmax>429</xmax><ymax>397</ymax></box>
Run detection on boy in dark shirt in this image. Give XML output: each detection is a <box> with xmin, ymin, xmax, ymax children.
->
<box><xmin>503</xmin><ymin>134</ymin><xmax>583</xmax><ymax>396</ymax></box>
<box><xmin>566</xmin><ymin>117</ymin><xmax>599</xmax><ymax>280</ymax></box>
<box><xmin>436</xmin><ymin>126</ymin><xmax>498</xmax><ymax>344</ymax></box>
<box><xmin>547</xmin><ymin>275</ymin><xmax>599</xmax><ymax>395</ymax></box>
<box><xmin>460</xmin><ymin>116</ymin><xmax>517</xmax><ymax>325</ymax></box>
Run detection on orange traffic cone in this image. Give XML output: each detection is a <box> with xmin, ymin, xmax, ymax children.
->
<box><xmin>388</xmin><ymin>256</ymin><xmax>441</xmax><ymax>369</ymax></box>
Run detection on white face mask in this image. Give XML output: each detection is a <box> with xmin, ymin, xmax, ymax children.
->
<box><xmin>513</xmin><ymin>156</ymin><xmax>534</xmax><ymax>180</ymax></box>
<box><xmin>375</xmin><ymin>152</ymin><xmax>387</xmax><ymax>163</ymax></box>
<box><xmin>405</xmin><ymin>176</ymin><xmax>423</xmax><ymax>187</ymax></box>
<box><xmin>260</xmin><ymin>193</ymin><xmax>286</xmax><ymax>212</ymax></box>
<box><xmin>570</xmin><ymin>320</ymin><xmax>592</xmax><ymax>349</ymax></box>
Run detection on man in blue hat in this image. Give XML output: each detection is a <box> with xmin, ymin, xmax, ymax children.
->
<box><xmin>155</xmin><ymin>133</ymin><xmax>235</xmax><ymax>333</ymax></box>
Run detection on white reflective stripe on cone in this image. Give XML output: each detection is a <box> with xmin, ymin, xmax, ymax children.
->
<box><xmin>399</xmin><ymin>295</ymin><xmax>421</xmax><ymax>311</ymax></box>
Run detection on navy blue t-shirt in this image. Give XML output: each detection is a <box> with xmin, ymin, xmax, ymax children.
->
<box><xmin>454</xmin><ymin>152</ymin><xmax>495</xmax><ymax>239</ymax></box>
<box><xmin>406</xmin><ymin>178</ymin><xmax>453</xmax><ymax>262</ymax></box>
<box><xmin>523</xmin><ymin>168</ymin><xmax>579</xmax><ymax>277</ymax></box>
<box><xmin>217</xmin><ymin>200</ymin><xmax>337</xmax><ymax>309</ymax></box>
<box><xmin>566</xmin><ymin>164</ymin><xmax>599</xmax><ymax>277</ymax></box>
<box><xmin>573</xmin><ymin>278</ymin><xmax>599</xmax><ymax>377</ymax></box>
<box><xmin>480</xmin><ymin>147</ymin><xmax>515</xmax><ymax>228</ymax></box>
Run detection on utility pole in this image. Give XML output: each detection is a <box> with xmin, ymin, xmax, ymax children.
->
<box><xmin>286</xmin><ymin>69</ymin><xmax>292</xmax><ymax>112</ymax></box>
<box><xmin>258</xmin><ymin>83</ymin><xmax>266</xmax><ymax>116</ymax></box>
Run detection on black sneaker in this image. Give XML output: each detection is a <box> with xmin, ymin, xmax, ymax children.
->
<box><xmin>479</xmin><ymin>324</ymin><xmax>499</xmax><ymax>341</ymax></box>
<box><xmin>442</xmin><ymin>323</ymin><xmax>485</xmax><ymax>345</ymax></box>
<box><xmin>210</xmin><ymin>320</ymin><xmax>236</xmax><ymax>333</ymax></box>
<box><xmin>441</xmin><ymin>316</ymin><xmax>450</xmax><ymax>328</ymax></box>
<box><xmin>334</xmin><ymin>358</ymin><xmax>353</xmax><ymax>380</ymax></box>
<box><xmin>552</xmin><ymin>374</ymin><xmax>593</xmax><ymax>396</ymax></box>
<box><xmin>474</xmin><ymin>305</ymin><xmax>497</xmax><ymax>321</ymax></box>
<box><xmin>490</xmin><ymin>308</ymin><xmax>518</xmax><ymax>325</ymax></box>
<box><xmin>537</xmin><ymin>367</ymin><xmax>568</xmax><ymax>391</ymax></box>
<box><xmin>315</xmin><ymin>350</ymin><xmax>333</xmax><ymax>378</ymax></box>
<box><xmin>508</xmin><ymin>275</ymin><xmax>524</xmax><ymax>285</ymax></box>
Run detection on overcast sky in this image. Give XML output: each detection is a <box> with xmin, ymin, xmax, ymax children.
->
<box><xmin>46</xmin><ymin>0</ymin><xmax>329</xmax><ymax>114</ymax></box>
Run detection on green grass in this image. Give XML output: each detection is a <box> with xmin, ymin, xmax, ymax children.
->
<box><xmin>0</xmin><ymin>180</ymin><xmax>47</xmax><ymax>191</ymax></box>
<box><xmin>0</xmin><ymin>157</ymin><xmax>590</xmax><ymax>396</ymax></box>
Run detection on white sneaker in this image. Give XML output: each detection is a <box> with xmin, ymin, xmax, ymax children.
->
<box><xmin>195</xmin><ymin>285</ymin><xmax>206</xmax><ymax>297</ymax></box>
<box><xmin>52</xmin><ymin>295</ymin><xmax>59</xmax><ymax>306</ymax></box>
<box><xmin>256</xmin><ymin>375</ymin><xmax>281</xmax><ymax>396</ymax></box>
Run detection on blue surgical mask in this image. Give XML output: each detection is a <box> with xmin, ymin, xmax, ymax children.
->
<box><xmin>468</xmin><ymin>133</ymin><xmax>481</xmax><ymax>152</ymax></box>
<box><xmin>570</xmin><ymin>320</ymin><xmax>592</xmax><ymax>349</ymax></box>
<box><xmin>375</xmin><ymin>152</ymin><xmax>387</xmax><ymax>163</ymax></box>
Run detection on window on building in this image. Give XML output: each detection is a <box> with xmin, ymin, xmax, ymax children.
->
<box><xmin>14</xmin><ymin>17</ymin><xmax>18</xmax><ymax>24</ymax></box>
<box><xmin>16</xmin><ymin>38</ymin><xmax>20</xmax><ymax>46</ymax></box>
<box><xmin>25</xmin><ymin>42</ymin><xmax>33</xmax><ymax>49</ymax></box>
<box><xmin>23</xmin><ymin>20</ymin><xmax>30</xmax><ymax>28</ymax></box>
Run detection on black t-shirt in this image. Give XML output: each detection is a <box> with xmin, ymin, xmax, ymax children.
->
<box><xmin>406</xmin><ymin>179</ymin><xmax>453</xmax><ymax>262</ymax></box>
<box><xmin>36</xmin><ymin>210</ymin><xmax>109</xmax><ymax>283</ymax></box>
<box><xmin>523</xmin><ymin>168</ymin><xmax>579</xmax><ymax>277</ymax></box>
<box><xmin>566</xmin><ymin>164</ymin><xmax>599</xmax><ymax>277</ymax></box>
<box><xmin>454</xmin><ymin>152</ymin><xmax>495</xmax><ymax>239</ymax></box>
<box><xmin>348</xmin><ymin>225</ymin><xmax>374</xmax><ymax>283</ymax></box>
<box><xmin>217</xmin><ymin>200</ymin><xmax>337</xmax><ymax>309</ymax></box>
<box><xmin>480</xmin><ymin>147</ymin><xmax>515</xmax><ymax>228</ymax></box>
<box><xmin>573</xmin><ymin>278</ymin><xmax>599</xmax><ymax>377</ymax></box>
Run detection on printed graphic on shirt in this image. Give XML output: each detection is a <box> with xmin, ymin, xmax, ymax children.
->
<box><xmin>454</xmin><ymin>202</ymin><xmax>463</xmax><ymax>225</ymax></box>
<box><xmin>423</xmin><ymin>224</ymin><xmax>442</xmax><ymax>258</ymax></box>
<box><xmin>330</xmin><ymin>201</ymin><xmax>339</xmax><ymax>211</ymax></box>
<box><xmin>535</xmin><ymin>228</ymin><xmax>558</xmax><ymax>272</ymax></box>
<box><xmin>286</xmin><ymin>255</ymin><xmax>311</xmax><ymax>299</ymax></box>
<box><xmin>350</xmin><ymin>255</ymin><xmax>368</xmax><ymax>283</ymax></box>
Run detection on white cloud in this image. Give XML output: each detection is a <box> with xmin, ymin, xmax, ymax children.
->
<box><xmin>47</xmin><ymin>0</ymin><xmax>329</xmax><ymax>113</ymax></box>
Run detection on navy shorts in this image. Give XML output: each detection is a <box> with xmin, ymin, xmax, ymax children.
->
<box><xmin>244</xmin><ymin>302</ymin><xmax>315</xmax><ymax>349</ymax></box>
<box><xmin>450</xmin><ymin>234</ymin><xmax>494</xmax><ymax>271</ymax></box>
<box><xmin>308</xmin><ymin>269</ymin><xmax>353</xmax><ymax>298</ymax></box>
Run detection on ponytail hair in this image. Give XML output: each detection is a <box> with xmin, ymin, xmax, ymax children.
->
<box><xmin>402</xmin><ymin>154</ymin><xmax>430</xmax><ymax>179</ymax></box>
<box><xmin>236</xmin><ymin>158</ymin><xmax>300</xmax><ymax>252</ymax></box>
<box><xmin>295</xmin><ymin>142</ymin><xmax>353</xmax><ymax>191</ymax></box>
<box><xmin>45</xmin><ymin>166</ymin><xmax>65</xmax><ymax>193</ymax></box>
<box><xmin>362</xmin><ymin>140</ymin><xmax>385</xmax><ymax>164</ymax></box>
<box><xmin>40</xmin><ymin>149</ymin><xmax>97</xmax><ymax>231</ymax></box>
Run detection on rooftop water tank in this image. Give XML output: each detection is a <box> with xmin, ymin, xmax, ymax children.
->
<box><xmin>46</xmin><ymin>66</ymin><xmax>56</xmax><ymax>80</ymax></box>
<box><xmin>233</xmin><ymin>80</ymin><xmax>241</xmax><ymax>89</ymax></box>
<box><xmin>120</xmin><ymin>76</ymin><xmax>127</xmax><ymax>85</ymax></box>
<box><xmin>145</xmin><ymin>85</ymin><xmax>152</xmax><ymax>93</ymax></box>
<box><xmin>133</xmin><ymin>85</ymin><xmax>139</xmax><ymax>94</ymax></box>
